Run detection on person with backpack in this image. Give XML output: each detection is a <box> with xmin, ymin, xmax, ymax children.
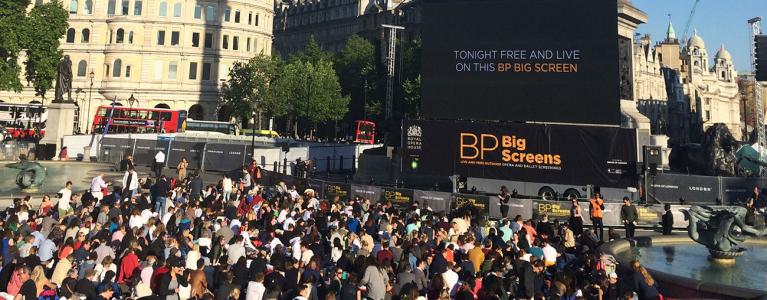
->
<box><xmin>589</xmin><ymin>192</ymin><xmax>605</xmax><ymax>242</ymax></box>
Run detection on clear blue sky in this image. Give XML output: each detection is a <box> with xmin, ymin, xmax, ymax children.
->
<box><xmin>632</xmin><ymin>0</ymin><xmax>767</xmax><ymax>73</ymax></box>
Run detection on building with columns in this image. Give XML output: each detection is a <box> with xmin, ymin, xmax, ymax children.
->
<box><xmin>0</xmin><ymin>0</ymin><xmax>274</xmax><ymax>133</ymax></box>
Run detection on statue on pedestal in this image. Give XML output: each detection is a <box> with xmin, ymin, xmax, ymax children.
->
<box><xmin>53</xmin><ymin>55</ymin><xmax>73</xmax><ymax>103</ymax></box>
<box><xmin>682</xmin><ymin>205</ymin><xmax>767</xmax><ymax>262</ymax></box>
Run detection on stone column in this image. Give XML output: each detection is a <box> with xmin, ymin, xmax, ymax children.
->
<box><xmin>39</xmin><ymin>102</ymin><xmax>78</xmax><ymax>158</ymax></box>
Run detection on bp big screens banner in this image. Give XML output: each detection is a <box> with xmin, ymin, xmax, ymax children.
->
<box><xmin>403</xmin><ymin>120</ymin><xmax>637</xmax><ymax>188</ymax></box>
<box><xmin>421</xmin><ymin>0</ymin><xmax>619</xmax><ymax>125</ymax></box>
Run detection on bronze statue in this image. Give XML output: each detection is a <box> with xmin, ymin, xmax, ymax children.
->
<box><xmin>54</xmin><ymin>55</ymin><xmax>73</xmax><ymax>103</ymax></box>
<box><xmin>682</xmin><ymin>205</ymin><xmax>767</xmax><ymax>261</ymax></box>
<box><xmin>669</xmin><ymin>123</ymin><xmax>741</xmax><ymax>176</ymax></box>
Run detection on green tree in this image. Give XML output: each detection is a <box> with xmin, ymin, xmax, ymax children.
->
<box><xmin>335</xmin><ymin>35</ymin><xmax>376</xmax><ymax>120</ymax></box>
<box><xmin>220</xmin><ymin>55</ymin><xmax>283</xmax><ymax>128</ymax></box>
<box><xmin>24</xmin><ymin>1</ymin><xmax>68</xmax><ymax>98</ymax></box>
<box><xmin>290</xmin><ymin>35</ymin><xmax>332</xmax><ymax>65</ymax></box>
<box><xmin>0</xmin><ymin>0</ymin><xmax>32</xmax><ymax>92</ymax></box>
<box><xmin>402</xmin><ymin>75</ymin><xmax>421</xmax><ymax>118</ymax></box>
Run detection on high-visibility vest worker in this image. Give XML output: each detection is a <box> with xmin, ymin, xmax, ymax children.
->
<box><xmin>590</xmin><ymin>195</ymin><xmax>604</xmax><ymax>219</ymax></box>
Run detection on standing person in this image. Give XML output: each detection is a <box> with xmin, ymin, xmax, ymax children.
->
<box><xmin>58</xmin><ymin>181</ymin><xmax>74</xmax><ymax>217</ymax></box>
<box><xmin>119</xmin><ymin>154</ymin><xmax>134</xmax><ymax>172</ymax></box>
<box><xmin>154</xmin><ymin>150</ymin><xmax>166</xmax><ymax>178</ymax></box>
<box><xmin>620</xmin><ymin>197</ymin><xmax>638</xmax><ymax>239</ymax></box>
<box><xmin>662</xmin><ymin>203</ymin><xmax>674</xmax><ymax>235</ymax></box>
<box><xmin>569</xmin><ymin>195</ymin><xmax>584</xmax><ymax>236</ymax></box>
<box><xmin>122</xmin><ymin>166</ymin><xmax>139</xmax><ymax>200</ymax></box>
<box><xmin>589</xmin><ymin>192</ymin><xmax>605</xmax><ymax>242</ymax></box>
<box><xmin>359</xmin><ymin>258</ymin><xmax>390</xmax><ymax>300</ymax></box>
<box><xmin>177</xmin><ymin>157</ymin><xmax>189</xmax><ymax>180</ymax></box>
<box><xmin>498</xmin><ymin>186</ymin><xmax>511</xmax><ymax>219</ymax></box>
<box><xmin>240</xmin><ymin>168</ymin><xmax>252</xmax><ymax>193</ymax></box>
<box><xmin>154</xmin><ymin>175</ymin><xmax>170</xmax><ymax>217</ymax></box>
<box><xmin>90</xmin><ymin>173</ymin><xmax>111</xmax><ymax>201</ymax></box>
<box><xmin>222</xmin><ymin>175</ymin><xmax>233</xmax><ymax>202</ymax></box>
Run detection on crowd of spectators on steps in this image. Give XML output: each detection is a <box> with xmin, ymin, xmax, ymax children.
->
<box><xmin>0</xmin><ymin>155</ymin><xmax>666</xmax><ymax>300</ymax></box>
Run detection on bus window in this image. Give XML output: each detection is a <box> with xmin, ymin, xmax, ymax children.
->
<box><xmin>129</xmin><ymin>110</ymin><xmax>137</xmax><ymax>118</ymax></box>
<box><xmin>97</xmin><ymin>108</ymin><xmax>107</xmax><ymax>117</ymax></box>
<box><xmin>161</xmin><ymin>112</ymin><xmax>171</xmax><ymax>121</ymax></box>
<box><xmin>139</xmin><ymin>111</ymin><xmax>148</xmax><ymax>119</ymax></box>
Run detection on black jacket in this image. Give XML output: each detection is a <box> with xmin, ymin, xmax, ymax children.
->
<box><xmin>516</xmin><ymin>260</ymin><xmax>535</xmax><ymax>299</ymax></box>
<box><xmin>75</xmin><ymin>278</ymin><xmax>102</xmax><ymax>300</ymax></box>
<box><xmin>154</xmin><ymin>179</ymin><xmax>170</xmax><ymax>199</ymax></box>
<box><xmin>156</xmin><ymin>272</ymin><xmax>188</xmax><ymax>297</ymax></box>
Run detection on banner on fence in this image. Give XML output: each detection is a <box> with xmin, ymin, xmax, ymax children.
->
<box><xmin>325</xmin><ymin>182</ymin><xmax>351</xmax><ymax>201</ymax></box>
<box><xmin>204</xmin><ymin>144</ymin><xmax>248</xmax><ymax>172</ymax></box>
<box><xmin>382</xmin><ymin>188</ymin><xmax>415</xmax><ymax>208</ymax></box>
<box><xmin>450</xmin><ymin>193</ymin><xmax>490</xmax><ymax>219</ymax></box>
<box><xmin>351</xmin><ymin>185</ymin><xmax>382</xmax><ymax>204</ymax></box>
<box><xmin>168</xmin><ymin>141</ymin><xmax>205</xmax><ymax>170</ymax></box>
<box><xmin>413</xmin><ymin>190</ymin><xmax>452</xmax><ymax>213</ymax></box>
<box><xmin>648</xmin><ymin>173</ymin><xmax>719</xmax><ymax>204</ymax></box>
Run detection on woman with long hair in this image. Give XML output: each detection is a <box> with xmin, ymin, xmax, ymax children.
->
<box><xmin>30</xmin><ymin>265</ymin><xmax>57</xmax><ymax>296</ymax></box>
<box><xmin>630</xmin><ymin>260</ymin><xmax>661</xmax><ymax>300</ymax></box>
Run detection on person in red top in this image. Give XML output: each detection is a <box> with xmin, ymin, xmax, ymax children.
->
<box><xmin>117</xmin><ymin>248</ymin><xmax>140</xmax><ymax>286</ymax></box>
<box><xmin>376</xmin><ymin>240</ymin><xmax>394</xmax><ymax>266</ymax></box>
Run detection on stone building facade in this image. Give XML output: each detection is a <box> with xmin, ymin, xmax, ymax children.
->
<box><xmin>0</xmin><ymin>0</ymin><xmax>274</xmax><ymax>132</ymax></box>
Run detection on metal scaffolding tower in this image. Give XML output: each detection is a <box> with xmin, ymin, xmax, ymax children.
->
<box><xmin>381</xmin><ymin>24</ymin><xmax>404</xmax><ymax>121</ymax></box>
<box><xmin>749</xmin><ymin>17</ymin><xmax>764</xmax><ymax>176</ymax></box>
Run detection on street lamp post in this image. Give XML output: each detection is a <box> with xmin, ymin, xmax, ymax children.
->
<box><xmin>87</xmin><ymin>70</ymin><xmax>95</xmax><ymax>134</ymax></box>
<box><xmin>306</xmin><ymin>74</ymin><xmax>312</xmax><ymax>139</ymax></box>
<box><xmin>128</xmin><ymin>94</ymin><xmax>137</xmax><ymax>139</ymax></box>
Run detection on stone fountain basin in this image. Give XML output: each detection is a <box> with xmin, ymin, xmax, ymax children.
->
<box><xmin>0</xmin><ymin>161</ymin><xmax>119</xmax><ymax>197</ymax></box>
<box><xmin>602</xmin><ymin>236</ymin><xmax>767</xmax><ymax>300</ymax></box>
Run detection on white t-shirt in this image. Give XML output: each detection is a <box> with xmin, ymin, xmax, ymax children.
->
<box><xmin>542</xmin><ymin>244</ymin><xmax>558</xmax><ymax>264</ymax></box>
<box><xmin>155</xmin><ymin>152</ymin><xmax>166</xmax><ymax>163</ymax></box>
<box><xmin>58</xmin><ymin>188</ymin><xmax>72</xmax><ymax>210</ymax></box>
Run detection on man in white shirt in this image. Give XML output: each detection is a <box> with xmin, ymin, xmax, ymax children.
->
<box><xmin>57</xmin><ymin>181</ymin><xmax>73</xmax><ymax>217</ymax></box>
<box><xmin>542</xmin><ymin>240</ymin><xmax>558</xmax><ymax>267</ymax></box>
<box><xmin>246</xmin><ymin>272</ymin><xmax>266</xmax><ymax>300</ymax></box>
<box><xmin>442</xmin><ymin>263</ymin><xmax>460</xmax><ymax>298</ymax></box>
<box><xmin>154</xmin><ymin>151</ymin><xmax>166</xmax><ymax>178</ymax></box>
<box><xmin>122</xmin><ymin>167</ymin><xmax>139</xmax><ymax>199</ymax></box>
<box><xmin>90</xmin><ymin>174</ymin><xmax>109</xmax><ymax>201</ymax></box>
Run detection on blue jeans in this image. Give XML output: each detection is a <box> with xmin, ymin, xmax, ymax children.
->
<box><xmin>155</xmin><ymin>196</ymin><xmax>167</xmax><ymax>217</ymax></box>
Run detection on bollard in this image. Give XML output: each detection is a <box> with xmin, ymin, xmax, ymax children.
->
<box><xmin>283</xmin><ymin>158</ymin><xmax>288</xmax><ymax>174</ymax></box>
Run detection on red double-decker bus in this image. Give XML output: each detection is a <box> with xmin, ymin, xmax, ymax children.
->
<box><xmin>354</xmin><ymin>120</ymin><xmax>375</xmax><ymax>144</ymax></box>
<box><xmin>92</xmin><ymin>106</ymin><xmax>187</xmax><ymax>134</ymax></box>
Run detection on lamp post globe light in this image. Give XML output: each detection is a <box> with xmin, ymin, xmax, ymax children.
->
<box><xmin>251</xmin><ymin>110</ymin><xmax>257</xmax><ymax>161</ymax></box>
<box><xmin>87</xmin><ymin>70</ymin><xmax>95</xmax><ymax>134</ymax></box>
<box><xmin>128</xmin><ymin>94</ymin><xmax>137</xmax><ymax>139</ymax></box>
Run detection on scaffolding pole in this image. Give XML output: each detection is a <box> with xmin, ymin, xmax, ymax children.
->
<box><xmin>381</xmin><ymin>24</ymin><xmax>404</xmax><ymax>121</ymax></box>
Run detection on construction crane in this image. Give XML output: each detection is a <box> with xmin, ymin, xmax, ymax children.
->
<box><xmin>681</xmin><ymin>0</ymin><xmax>702</xmax><ymax>42</ymax></box>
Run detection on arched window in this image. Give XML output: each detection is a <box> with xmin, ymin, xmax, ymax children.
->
<box><xmin>158</xmin><ymin>1</ymin><xmax>167</xmax><ymax>16</ymax></box>
<box><xmin>66</xmin><ymin>28</ymin><xmax>76</xmax><ymax>43</ymax></box>
<box><xmin>81</xmin><ymin>28</ymin><xmax>90</xmax><ymax>43</ymax></box>
<box><xmin>113</xmin><ymin>59</ymin><xmax>122</xmax><ymax>77</ymax></box>
<box><xmin>84</xmin><ymin>0</ymin><xmax>92</xmax><ymax>14</ymax></box>
<box><xmin>173</xmin><ymin>2</ymin><xmax>181</xmax><ymax>17</ymax></box>
<box><xmin>69</xmin><ymin>0</ymin><xmax>78</xmax><ymax>14</ymax></box>
<box><xmin>116</xmin><ymin>28</ymin><xmax>124</xmax><ymax>43</ymax></box>
<box><xmin>126</xmin><ymin>65</ymin><xmax>131</xmax><ymax>78</ymax></box>
<box><xmin>128</xmin><ymin>31</ymin><xmax>134</xmax><ymax>44</ymax></box>
<box><xmin>77</xmin><ymin>60</ymin><xmax>87</xmax><ymax>77</ymax></box>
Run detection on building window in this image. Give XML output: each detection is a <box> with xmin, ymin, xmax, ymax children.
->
<box><xmin>128</xmin><ymin>31</ymin><xmax>134</xmax><ymax>43</ymax></box>
<box><xmin>192</xmin><ymin>32</ymin><xmax>200</xmax><ymax>47</ymax></box>
<box><xmin>168</xmin><ymin>61</ymin><xmax>177</xmax><ymax>79</ymax></box>
<box><xmin>107</xmin><ymin>0</ymin><xmax>115</xmax><ymax>15</ymax></box>
<box><xmin>125</xmin><ymin>65</ymin><xmax>131</xmax><ymax>78</ymax></box>
<box><xmin>121</xmin><ymin>0</ymin><xmax>128</xmax><ymax>15</ymax></box>
<box><xmin>204</xmin><ymin>33</ymin><xmax>212</xmax><ymax>48</ymax></box>
<box><xmin>171</xmin><ymin>31</ymin><xmax>179</xmax><ymax>46</ymax></box>
<box><xmin>66</xmin><ymin>28</ymin><xmax>75</xmax><ymax>43</ymax></box>
<box><xmin>234</xmin><ymin>10</ymin><xmax>240</xmax><ymax>23</ymax></box>
<box><xmin>189</xmin><ymin>62</ymin><xmax>198</xmax><ymax>79</ymax></box>
<box><xmin>133</xmin><ymin>0</ymin><xmax>142</xmax><ymax>15</ymax></box>
<box><xmin>84</xmin><ymin>0</ymin><xmax>92</xmax><ymax>14</ymax></box>
<box><xmin>248</xmin><ymin>12</ymin><xmax>252</xmax><ymax>25</ymax></box>
<box><xmin>201</xmin><ymin>62</ymin><xmax>211</xmax><ymax>80</ymax></box>
<box><xmin>194</xmin><ymin>5</ymin><xmax>201</xmax><ymax>19</ymax></box>
<box><xmin>224</xmin><ymin>8</ymin><xmax>230</xmax><ymax>22</ymax></box>
<box><xmin>113</xmin><ymin>59</ymin><xmax>122</xmax><ymax>77</ymax></box>
<box><xmin>205</xmin><ymin>5</ymin><xmax>215</xmax><ymax>21</ymax></box>
<box><xmin>246</xmin><ymin>37</ymin><xmax>251</xmax><ymax>52</ymax></box>
<box><xmin>77</xmin><ymin>60</ymin><xmax>87</xmax><ymax>77</ymax></box>
<box><xmin>158</xmin><ymin>1</ymin><xmax>167</xmax><ymax>16</ymax></box>
<box><xmin>232</xmin><ymin>36</ymin><xmax>238</xmax><ymax>51</ymax></box>
<box><xmin>255</xmin><ymin>14</ymin><xmax>259</xmax><ymax>26</ymax></box>
<box><xmin>81</xmin><ymin>28</ymin><xmax>90</xmax><ymax>43</ymax></box>
<box><xmin>222</xmin><ymin>35</ymin><xmax>228</xmax><ymax>49</ymax></box>
<box><xmin>69</xmin><ymin>0</ymin><xmax>78</xmax><ymax>14</ymax></box>
<box><xmin>116</xmin><ymin>28</ymin><xmax>124</xmax><ymax>43</ymax></box>
<box><xmin>173</xmin><ymin>2</ymin><xmax>181</xmax><ymax>17</ymax></box>
<box><xmin>157</xmin><ymin>30</ymin><xmax>165</xmax><ymax>45</ymax></box>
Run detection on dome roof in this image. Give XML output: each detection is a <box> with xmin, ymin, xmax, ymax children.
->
<box><xmin>715</xmin><ymin>45</ymin><xmax>732</xmax><ymax>61</ymax></box>
<box><xmin>687</xmin><ymin>30</ymin><xmax>706</xmax><ymax>49</ymax></box>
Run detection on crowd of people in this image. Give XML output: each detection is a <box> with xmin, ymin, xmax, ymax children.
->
<box><xmin>0</xmin><ymin>155</ymin><xmax>666</xmax><ymax>300</ymax></box>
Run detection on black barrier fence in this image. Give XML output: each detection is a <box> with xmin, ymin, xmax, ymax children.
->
<box><xmin>259</xmin><ymin>169</ymin><xmax>694</xmax><ymax>228</ymax></box>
